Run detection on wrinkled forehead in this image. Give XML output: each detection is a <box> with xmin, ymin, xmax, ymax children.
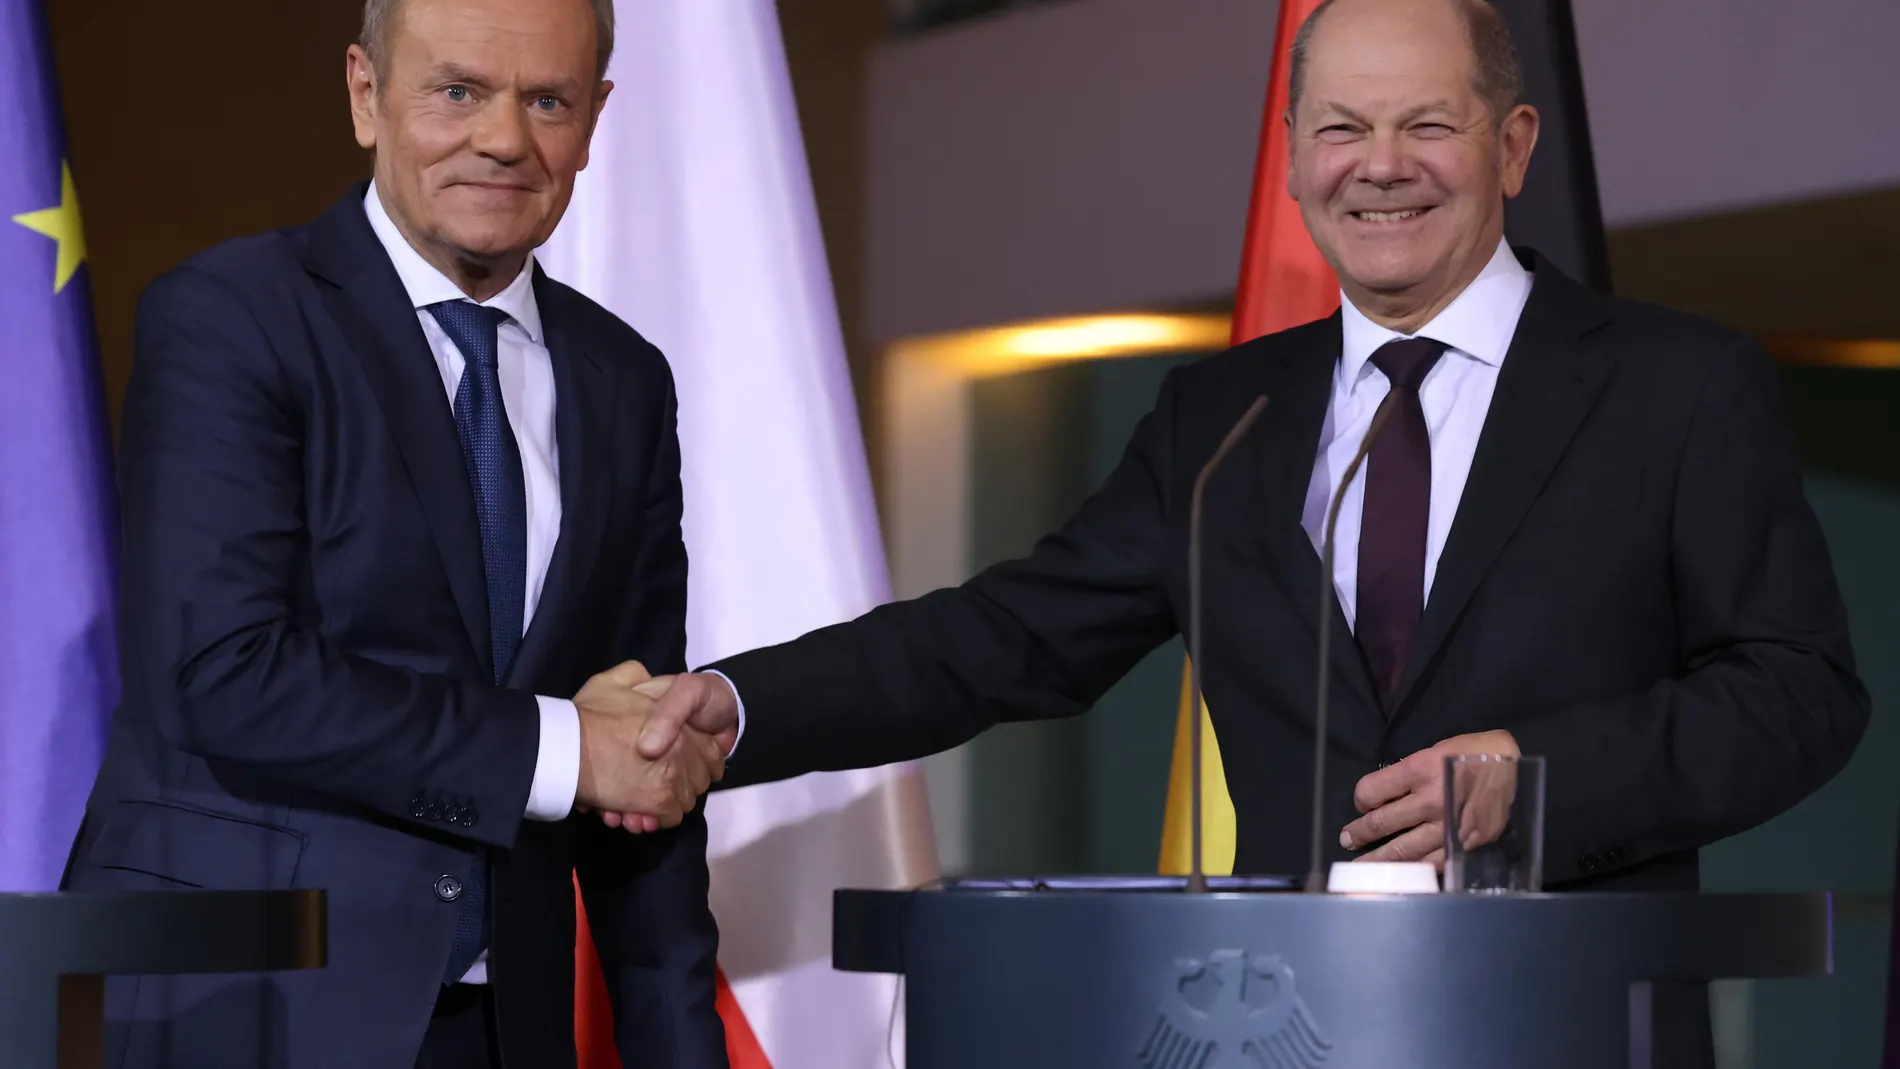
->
<box><xmin>1300</xmin><ymin>2</ymin><xmax>1484</xmax><ymax>117</ymax></box>
<box><xmin>386</xmin><ymin>0</ymin><xmax>598</xmax><ymax>88</ymax></box>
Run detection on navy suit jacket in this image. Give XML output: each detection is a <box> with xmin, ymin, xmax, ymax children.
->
<box><xmin>63</xmin><ymin>185</ymin><xmax>727</xmax><ymax>1069</ymax></box>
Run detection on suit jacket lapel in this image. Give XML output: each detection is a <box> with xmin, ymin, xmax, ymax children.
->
<box><xmin>304</xmin><ymin>188</ymin><xmax>494</xmax><ymax>674</ymax></box>
<box><xmin>1392</xmin><ymin>258</ymin><xmax>1615</xmax><ymax>711</ymax></box>
<box><xmin>1242</xmin><ymin>316</ymin><xmax>1385</xmax><ymax>722</ymax></box>
<box><xmin>508</xmin><ymin>272</ymin><xmax>616</xmax><ymax>687</ymax></box>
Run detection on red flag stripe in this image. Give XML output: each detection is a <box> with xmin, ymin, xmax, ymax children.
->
<box><xmin>1229</xmin><ymin>0</ymin><xmax>1340</xmax><ymax>344</ymax></box>
<box><xmin>714</xmin><ymin>966</ymin><xmax>774</xmax><ymax>1069</ymax></box>
<box><xmin>573</xmin><ymin>875</ymin><xmax>774</xmax><ymax>1069</ymax></box>
<box><xmin>574</xmin><ymin>875</ymin><xmax>619</xmax><ymax>1069</ymax></box>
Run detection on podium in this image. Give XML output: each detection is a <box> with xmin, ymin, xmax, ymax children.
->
<box><xmin>0</xmin><ymin>890</ymin><xmax>325</xmax><ymax>1068</ymax></box>
<box><xmin>834</xmin><ymin>883</ymin><xmax>1831</xmax><ymax>1069</ymax></box>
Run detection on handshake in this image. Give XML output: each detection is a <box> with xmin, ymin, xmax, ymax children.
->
<box><xmin>569</xmin><ymin>663</ymin><xmax>743</xmax><ymax>833</ymax></box>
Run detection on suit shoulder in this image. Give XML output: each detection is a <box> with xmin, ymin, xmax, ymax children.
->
<box><xmin>140</xmin><ymin>226</ymin><xmax>311</xmax><ymax>315</ymax></box>
<box><xmin>536</xmin><ymin>276</ymin><xmax>675</xmax><ymax>384</ymax></box>
<box><xmin>1182</xmin><ymin>316</ymin><xmax>1334</xmax><ymax>376</ymax></box>
<box><xmin>1167</xmin><ymin>315</ymin><xmax>1337</xmax><ymax>400</ymax></box>
<box><xmin>1595</xmin><ymin>293</ymin><xmax>1763</xmax><ymax>368</ymax></box>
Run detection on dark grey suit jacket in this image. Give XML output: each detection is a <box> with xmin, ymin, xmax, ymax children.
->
<box><xmin>717</xmin><ymin>250</ymin><xmax>1867</xmax><ymax>890</ymax></box>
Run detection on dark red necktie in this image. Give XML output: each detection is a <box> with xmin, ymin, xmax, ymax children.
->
<box><xmin>1356</xmin><ymin>337</ymin><xmax>1447</xmax><ymax>710</ymax></box>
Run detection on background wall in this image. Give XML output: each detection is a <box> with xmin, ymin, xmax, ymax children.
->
<box><xmin>865</xmin><ymin>0</ymin><xmax>1275</xmax><ymax>341</ymax></box>
<box><xmin>1574</xmin><ymin>0</ymin><xmax>1900</xmax><ymax>226</ymax></box>
<box><xmin>863</xmin><ymin>0</ymin><xmax>1900</xmax><ymax>344</ymax></box>
<box><xmin>46</xmin><ymin>0</ymin><xmax>369</xmax><ymax>423</ymax></box>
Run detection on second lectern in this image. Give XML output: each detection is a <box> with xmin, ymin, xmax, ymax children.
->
<box><xmin>834</xmin><ymin>884</ymin><xmax>1829</xmax><ymax>1069</ymax></box>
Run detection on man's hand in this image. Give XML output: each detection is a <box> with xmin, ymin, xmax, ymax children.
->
<box><xmin>634</xmin><ymin>672</ymin><xmax>742</xmax><ymax>759</ymax></box>
<box><xmin>572</xmin><ymin>661</ymin><xmax>726</xmax><ymax>833</ymax></box>
<box><xmin>1339</xmin><ymin>729</ymin><xmax>1519</xmax><ymax>867</ymax></box>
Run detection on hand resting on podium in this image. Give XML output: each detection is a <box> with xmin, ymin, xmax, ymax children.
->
<box><xmin>1338</xmin><ymin>729</ymin><xmax>1519</xmax><ymax>868</ymax></box>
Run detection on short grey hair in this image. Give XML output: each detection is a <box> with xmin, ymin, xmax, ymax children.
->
<box><xmin>359</xmin><ymin>0</ymin><xmax>616</xmax><ymax>83</ymax></box>
<box><xmin>1288</xmin><ymin>0</ymin><xmax>1524</xmax><ymax>124</ymax></box>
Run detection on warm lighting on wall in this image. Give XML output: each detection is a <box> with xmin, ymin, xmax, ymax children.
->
<box><xmin>887</xmin><ymin>312</ymin><xmax>1232</xmax><ymax>379</ymax></box>
<box><xmin>1762</xmin><ymin>334</ymin><xmax>1900</xmax><ymax>369</ymax></box>
<box><xmin>888</xmin><ymin>319</ymin><xmax>1900</xmax><ymax>377</ymax></box>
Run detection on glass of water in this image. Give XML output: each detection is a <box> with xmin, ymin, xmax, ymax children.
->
<box><xmin>1443</xmin><ymin>754</ymin><xmax>1545</xmax><ymax>893</ymax></box>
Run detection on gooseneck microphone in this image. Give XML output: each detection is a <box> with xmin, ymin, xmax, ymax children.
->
<box><xmin>1186</xmin><ymin>394</ymin><xmax>1270</xmax><ymax>894</ymax></box>
<box><xmin>1306</xmin><ymin>391</ymin><xmax>1403</xmax><ymax>894</ymax></box>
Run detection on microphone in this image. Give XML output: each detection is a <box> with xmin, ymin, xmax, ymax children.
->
<box><xmin>1186</xmin><ymin>394</ymin><xmax>1269</xmax><ymax>894</ymax></box>
<box><xmin>1306</xmin><ymin>391</ymin><xmax>1404</xmax><ymax>893</ymax></box>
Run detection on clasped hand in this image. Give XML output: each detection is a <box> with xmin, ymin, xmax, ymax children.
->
<box><xmin>571</xmin><ymin>664</ymin><xmax>743</xmax><ymax>833</ymax></box>
<box><xmin>1338</xmin><ymin>729</ymin><xmax>1519</xmax><ymax>868</ymax></box>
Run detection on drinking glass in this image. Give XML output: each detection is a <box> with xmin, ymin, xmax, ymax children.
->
<box><xmin>1443</xmin><ymin>754</ymin><xmax>1545</xmax><ymax>893</ymax></box>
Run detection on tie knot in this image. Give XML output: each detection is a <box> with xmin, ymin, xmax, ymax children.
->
<box><xmin>1369</xmin><ymin>337</ymin><xmax>1447</xmax><ymax>391</ymax></box>
<box><xmin>427</xmin><ymin>301</ymin><xmax>511</xmax><ymax>366</ymax></box>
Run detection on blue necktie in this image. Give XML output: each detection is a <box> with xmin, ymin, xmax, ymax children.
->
<box><xmin>427</xmin><ymin>300</ymin><xmax>525</xmax><ymax>983</ymax></box>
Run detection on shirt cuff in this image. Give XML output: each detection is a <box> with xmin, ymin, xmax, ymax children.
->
<box><xmin>525</xmin><ymin>695</ymin><xmax>581</xmax><ymax>821</ymax></box>
<box><xmin>701</xmin><ymin>670</ymin><xmax>747</xmax><ymax>757</ymax></box>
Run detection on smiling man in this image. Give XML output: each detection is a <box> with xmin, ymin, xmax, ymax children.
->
<box><xmin>621</xmin><ymin>0</ymin><xmax>1866</xmax><ymax>1063</ymax></box>
<box><xmin>60</xmin><ymin>0</ymin><xmax>732</xmax><ymax>1067</ymax></box>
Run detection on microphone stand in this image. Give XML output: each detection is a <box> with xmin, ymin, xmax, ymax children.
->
<box><xmin>1186</xmin><ymin>395</ymin><xmax>1269</xmax><ymax>893</ymax></box>
<box><xmin>1306</xmin><ymin>392</ymin><xmax>1402</xmax><ymax>894</ymax></box>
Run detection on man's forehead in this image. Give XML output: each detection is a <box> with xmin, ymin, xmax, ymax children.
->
<box><xmin>1301</xmin><ymin>10</ymin><xmax>1479</xmax><ymax>100</ymax></box>
<box><xmin>391</xmin><ymin>0</ymin><xmax>593</xmax><ymax>58</ymax></box>
<box><xmin>390</xmin><ymin>5</ymin><xmax>593</xmax><ymax>81</ymax></box>
<box><xmin>1310</xmin><ymin>0</ymin><xmax>1471</xmax><ymax>36</ymax></box>
<box><xmin>1311</xmin><ymin>95</ymin><xmax>1461</xmax><ymax>119</ymax></box>
<box><xmin>1306</xmin><ymin>0</ymin><xmax>1472</xmax><ymax>63</ymax></box>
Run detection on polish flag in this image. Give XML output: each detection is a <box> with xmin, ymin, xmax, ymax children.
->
<box><xmin>540</xmin><ymin>3</ymin><xmax>939</xmax><ymax>1067</ymax></box>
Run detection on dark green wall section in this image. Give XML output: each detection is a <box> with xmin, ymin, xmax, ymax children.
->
<box><xmin>959</xmin><ymin>353</ymin><xmax>1197</xmax><ymax>876</ymax></box>
<box><xmin>960</xmin><ymin>364</ymin><xmax>1094</xmax><ymax>875</ymax></box>
<box><xmin>1699</xmin><ymin>365</ymin><xmax>1900</xmax><ymax>1067</ymax></box>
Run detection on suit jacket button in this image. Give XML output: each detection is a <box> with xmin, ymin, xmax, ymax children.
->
<box><xmin>434</xmin><ymin>875</ymin><xmax>463</xmax><ymax>902</ymax></box>
<box><xmin>459</xmin><ymin>808</ymin><xmax>479</xmax><ymax>827</ymax></box>
<box><xmin>409</xmin><ymin>799</ymin><xmax>428</xmax><ymax>819</ymax></box>
<box><xmin>1577</xmin><ymin>855</ymin><xmax>1598</xmax><ymax>873</ymax></box>
<box><xmin>444</xmin><ymin>805</ymin><xmax>465</xmax><ymax>824</ymax></box>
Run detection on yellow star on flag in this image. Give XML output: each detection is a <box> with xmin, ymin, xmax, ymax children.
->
<box><xmin>12</xmin><ymin>161</ymin><xmax>87</xmax><ymax>293</ymax></box>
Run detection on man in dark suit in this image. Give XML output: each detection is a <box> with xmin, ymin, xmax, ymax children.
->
<box><xmin>60</xmin><ymin>0</ymin><xmax>731</xmax><ymax>1066</ymax></box>
<box><xmin>628</xmin><ymin>0</ymin><xmax>1868</xmax><ymax>1061</ymax></box>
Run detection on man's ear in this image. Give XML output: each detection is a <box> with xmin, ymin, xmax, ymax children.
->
<box><xmin>578</xmin><ymin>80</ymin><xmax>614</xmax><ymax>172</ymax></box>
<box><xmin>1283</xmin><ymin>108</ymin><xmax>1301</xmax><ymax>202</ymax></box>
<box><xmin>346</xmin><ymin>44</ymin><xmax>379</xmax><ymax>152</ymax></box>
<box><xmin>1496</xmin><ymin>103</ymin><xmax>1540</xmax><ymax>200</ymax></box>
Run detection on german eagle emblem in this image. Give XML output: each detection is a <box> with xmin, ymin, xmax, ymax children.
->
<box><xmin>1137</xmin><ymin>950</ymin><xmax>1332</xmax><ymax>1068</ymax></box>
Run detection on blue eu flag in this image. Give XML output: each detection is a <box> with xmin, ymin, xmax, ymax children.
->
<box><xmin>0</xmin><ymin>0</ymin><xmax>118</xmax><ymax>891</ymax></box>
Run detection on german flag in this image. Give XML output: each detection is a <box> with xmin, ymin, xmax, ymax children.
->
<box><xmin>1158</xmin><ymin>0</ymin><xmax>1338</xmax><ymax>878</ymax></box>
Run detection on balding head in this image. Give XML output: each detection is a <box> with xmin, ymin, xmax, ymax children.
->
<box><xmin>360</xmin><ymin>0</ymin><xmax>617</xmax><ymax>84</ymax></box>
<box><xmin>1290</xmin><ymin>0</ymin><xmax>1523</xmax><ymax>126</ymax></box>
<box><xmin>1281</xmin><ymin>0</ymin><xmax>1541</xmax><ymax>331</ymax></box>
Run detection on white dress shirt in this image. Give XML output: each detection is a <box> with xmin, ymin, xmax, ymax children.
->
<box><xmin>1300</xmin><ymin>238</ymin><xmax>1533</xmax><ymax>631</ymax></box>
<box><xmin>365</xmin><ymin>184</ymin><xmax>582</xmax><ymax>982</ymax></box>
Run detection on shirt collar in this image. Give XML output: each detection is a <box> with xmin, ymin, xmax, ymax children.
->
<box><xmin>1337</xmin><ymin>237</ymin><xmax>1531</xmax><ymax>392</ymax></box>
<box><xmin>363</xmin><ymin>181</ymin><xmax>544</xmax><ymax>344</ymax></box>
